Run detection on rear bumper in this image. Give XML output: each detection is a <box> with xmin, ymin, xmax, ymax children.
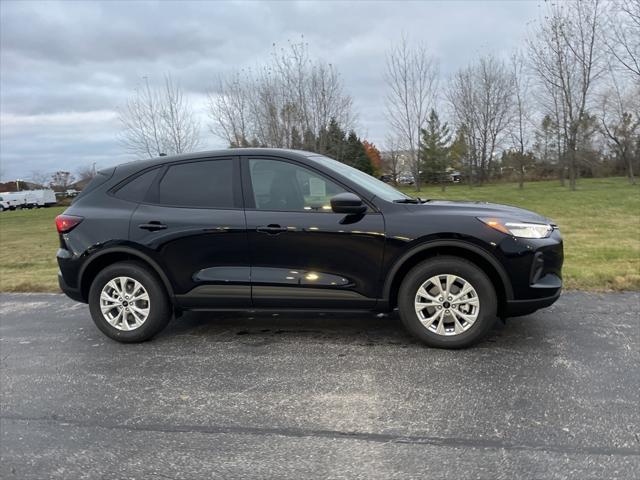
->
<box><xmin>58</xmin><ymin>271</ymin><xmax>85</xmax><ymax>303</ymax></box>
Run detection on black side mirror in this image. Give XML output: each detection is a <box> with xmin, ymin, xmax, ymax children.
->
<box><xmin>330</xmin><ymin>193</ymin><xmax>366</xmax><ymax>215</ymax></box>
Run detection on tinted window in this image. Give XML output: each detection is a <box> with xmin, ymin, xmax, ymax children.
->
<box><xmin>158</xmin><ymin>159</ymin><xmax>234</xmax><ymax>208</ymax></box>
<box><xmin>249</xmin><ymin>159</ymin><xmax>347</xmax><ymax>211</ymax></box>
<box><xmin>308</xmin><ymin>155</ymin><xmax>411</xmax><ymax>202</ymax></box>
<box><xmin>114</xmin><ymin>168</ymin><xmax>158</xmax><ymax>202</ymax></box>
<box><xmin>73</xmin><ymin>167</ymin><xmax>115</xmax><ymax>203</ymax></box>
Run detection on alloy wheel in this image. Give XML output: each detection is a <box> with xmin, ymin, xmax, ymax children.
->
<box><xmin>414</xmin><ymin>274</ymin><xmax>480</xmax><ymax>336</ymax></box>
<box><xmin>99</xmin><ymin>276</ymin><xmax>150</xmax><ymax>331</ymax></box>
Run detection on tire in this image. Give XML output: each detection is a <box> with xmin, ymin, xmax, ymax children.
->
<box><xmin>398</xmin><ymin>256</ymin><xmax>497</xmax><ymax>349</ymax></box>
<box><xmin>88</xmin><ymin>261</ymin><xmax>172</xmax><ymax>343</ymax></box>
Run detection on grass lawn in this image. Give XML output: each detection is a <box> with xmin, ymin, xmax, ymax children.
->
<box><xmin>0</xmin><ymin>177</ymin><xmax>638</xmax><ymax>292</ymax></box>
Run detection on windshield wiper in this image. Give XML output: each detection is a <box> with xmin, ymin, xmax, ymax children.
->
<box><xmin>393</xmin><ymin>197</ymin><xmax>429</xmax><ymax>204</ymax></box>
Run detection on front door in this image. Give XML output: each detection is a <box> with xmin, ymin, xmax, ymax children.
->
<box><xmin>128</xmin><ymin>156</ymin><xmax>250</xmax><ymax>308</ymax></box>
<box><xmin>242</xmin><ymin>156</ymin><xmax>385</xmax><ymax>309</ymax></box>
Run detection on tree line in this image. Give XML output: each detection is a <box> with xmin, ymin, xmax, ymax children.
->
<box><xmin>116</xmin><ymin>0</ymin><xmax>639</xmax><ymax>191</ymax></box>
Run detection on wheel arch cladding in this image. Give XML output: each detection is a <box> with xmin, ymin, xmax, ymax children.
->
<box><xmin>385</xmin><ymin>241</ymin><xmax>512</xmax><ymax>314</ymax></box>
<box><xmin>79</xmin><ymin>248</ymin><xmax>174</xmax><ymax>303</ymax></box>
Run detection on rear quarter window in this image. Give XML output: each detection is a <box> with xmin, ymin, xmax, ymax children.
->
<box><xmin>72</xmin><ymin>168</ymin><xmax>115</xmax><ymax>203</ymax></box>
<box><xmin>113</xmin><ymin>168</ymin><xmax>160</xmax><ymax>203</ymax></box>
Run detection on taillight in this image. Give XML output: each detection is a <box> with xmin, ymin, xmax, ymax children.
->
<box><xmin>55</xmin><ymin>214</ymin><xmax>83</xmax><ymax>233</ymax></box>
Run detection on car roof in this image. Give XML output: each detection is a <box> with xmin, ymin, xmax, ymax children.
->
<box><xmin>112</xmin><ymin>148</ymin><xmax>326</xmax><ymax>180</ymax></box>
<box><xmin>123</xmin><ymin>148</ymin><xmax>315</xmax><ymax>168</ymax></box>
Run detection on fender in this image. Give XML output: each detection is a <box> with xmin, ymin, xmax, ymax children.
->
<box><xmin>382</xmin><ymin>239</ymin><xmax>514</xmax><ymax>301</ymax></box>
<box><xmin>78</xmin><ymin>245</ymin><xmax>175</xmax><ymax>300</ymax></box>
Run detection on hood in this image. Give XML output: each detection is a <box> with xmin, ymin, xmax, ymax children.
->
<box><xmin>416</xmin><ymin>200</ymin><xmax>553</xmax><ymax>224</ymax></box>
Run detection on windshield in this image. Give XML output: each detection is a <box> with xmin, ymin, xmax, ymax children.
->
<box><xmin>308</xmin><ymin>155</ymin><xmax>411</xmax><ymax>202</ymax></box>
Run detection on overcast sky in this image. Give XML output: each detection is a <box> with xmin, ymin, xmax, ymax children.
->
<box><xmin>0</xmin><ymin>0</ymin><xmax>543</xmax><ymax>181</ymax></box>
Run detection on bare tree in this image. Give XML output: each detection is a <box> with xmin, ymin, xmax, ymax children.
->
<box><xmin>510</xmin><ymin>52</ymin><xmax>532</xmax><ymax>189</ymax></box>
<box><xmin>77</xmin><ymin>163</ymin><xmax>97</xmax><ymax>183</ymax></box>
<box><xmin>383</xmin><ymin>134</ymin><xmax>403</xmax><ymax>184</ymax></box>
<box><xmin>119</xmin><ymin>75</ymin><xmax>201</xmax><ymax>159</ymax></box>
<box><xmin>384</xmin><ymin>36</ymin><xmax>438</xmax><ymax>191</ymax></box>
<box><xmin>447</xmin><ymin>55</ymin><xmax>514</xmax><ymax>185</ymax></box>
<box><xmin>50</xmin><ymin>171</ymin><xmax>75</xmax><ymax>191</ymax></box>
<box><xmin>528</xmin><ymin>0</ymin><xmax>604</xmax><ymax>190</ymax></box>
<box><xmin>29</xmin><ymin>170</ymin><xmax>50</xmax><ymax>188</ymax></box>
<box><xmin>599</xmin><ymin>72</ymin><xmax>640</xmax><ymax>184</ymax></box>
<box><xmin>603</xmin><ymin>0</ymin><xmax>640</xmax><ymax>78</ymax></box>
<box><xmin>208</xmin><ymin>40</ymin><xmax>354</xmax><ymax>149</ymax></box>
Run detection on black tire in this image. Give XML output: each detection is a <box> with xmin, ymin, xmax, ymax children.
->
<box><xmin>88</xmin><ymin>261</ymin><xmax>172</xmax><ymax>343</ymax></box>
<box><xmin>398</xmin><ymin>256</ymin><xmax>497</xmax><ymax>349</ymax></box>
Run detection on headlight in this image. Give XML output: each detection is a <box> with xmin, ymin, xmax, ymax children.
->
<box><xmin>478</xmin><ymin>217</ymin><xmax>553</xmax><ymax>239</ymax></box>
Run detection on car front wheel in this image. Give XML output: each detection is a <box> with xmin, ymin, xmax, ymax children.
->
<box><xmin>398</xmin><ymin>256</ymin><xmax>497</xmax><ymax>348</ymax></box>
<box><xmin>88</xmin><ymin>261</ymin><xmax>172</xmax><ymax>343</ymax></box>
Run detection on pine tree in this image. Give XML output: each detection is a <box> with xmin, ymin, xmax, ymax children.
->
<box><xmin>290</xmin><ymin>127</ymin><xmax>302</xmax><ymax>150</ymax></box>
<box><xmin>345</xmin><ymin>130</ymin><xmax>374</xmax><ymax>174</ymax></box>
<box><xmin>302</xmin><ymin>128</ymin><xmax>317</xmax><ymax>152</ymax></box>
<box><xmin>420</xmin><ymin>109</ymin><xmax>451</xmax><ymax>190</ymax></box>
<box><xmin>325</xmin><ymin>118</ymin><xmax>347</xmax><ymax>161</ymax></box>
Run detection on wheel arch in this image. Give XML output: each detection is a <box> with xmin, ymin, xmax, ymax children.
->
<box><xmin>78</xmin><ymin>247</ymin><xmax>175</xmax><ymax>303</ymax></box>
<box><xmin>383</xmin><ymin>240</ymin><xmax>513</xmax><ymax>313</ymax></box>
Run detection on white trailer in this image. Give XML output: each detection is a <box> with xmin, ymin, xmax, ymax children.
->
<box><xmin>0</xmin><ymin>190</ymin><xmax>57</xmax><ymax>210</ymax></box>
<box><xmin>26</xmin><ymin>189</ymin><xmax>57</xmax><ymax>207</ymax></box>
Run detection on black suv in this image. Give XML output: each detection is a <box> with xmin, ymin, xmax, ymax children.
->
<box><xmin>57</xmin><ymin>149</ymin><xmax>563</xmax><ymax>348</ymax></box>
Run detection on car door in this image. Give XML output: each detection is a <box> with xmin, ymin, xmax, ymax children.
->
<box><xmin>242</xmin><ymin>155</ymin><xmax>386</xmax><ymax>309</ymax></box>
<box><xmin>127</xmin><ymin>156</ymin><xmax>250</xmax><ymax>308</ymax></box>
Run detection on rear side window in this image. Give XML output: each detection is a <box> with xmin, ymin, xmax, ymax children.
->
<box><xmin>114</xmin><ymin>168</ymin><xmax>159</xmax><ymax>203</ymax></box>
<box><xmin>158</xmin><ymin>159</ymin><xmax>234</xmax><ymax>208</ymax></box>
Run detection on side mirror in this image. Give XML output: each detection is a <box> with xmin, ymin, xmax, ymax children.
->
<box><xmin>330</xmin><ymin>193</ymin><xmax>366</xmax><ymax>215</ymax></box>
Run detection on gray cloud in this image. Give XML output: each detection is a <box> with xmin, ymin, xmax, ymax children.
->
<box><xmin>0</xmin><ymin>0</ymin><xmax>541</xmax><ymax>181</ymax></box>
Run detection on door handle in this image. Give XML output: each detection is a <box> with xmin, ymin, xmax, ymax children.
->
<box><xmin>138</xmin><ymin>221</ymin><xmax>167</xmax><ymax>231</ymax></box>
<box><xmin>256</xmin><ymin>224</ymin><xmax>287</xmax><ymax>235</ymax></box>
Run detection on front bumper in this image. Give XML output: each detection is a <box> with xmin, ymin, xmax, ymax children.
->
<box><xmin>498</xmin><ymin>228</ymin><xmax>563</xmax><ymax>316</ymax></box>
<box><xmin>504</xmin><ymin>283</ymin><xmax>561</xmax><ymax>317</ymax></box>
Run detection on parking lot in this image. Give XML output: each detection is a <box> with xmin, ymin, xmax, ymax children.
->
<box><xmin>1</xmin><ymin>291</ymin><xmax>639</xmax><ymax>479</ymax></box>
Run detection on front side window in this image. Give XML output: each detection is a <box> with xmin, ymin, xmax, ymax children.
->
<box><xmin>158</xmin><ymin>159</ymin><xmax>235</xmax><ymax>208</ymax></box>
<box><xmin>249</xmin><ymin>159</ymin><xmax>347</xmax><ymax>212</ymax></box>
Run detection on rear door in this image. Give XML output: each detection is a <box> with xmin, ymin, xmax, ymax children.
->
<box><xmin>126</xmin><ymin>156</ymin><xmax>250</xmax><ymax>308</ymax></box>
<box><xmin>242</xmin><ymin>155</ymin><xmax>386</xmax><ymax>309</ymax></box>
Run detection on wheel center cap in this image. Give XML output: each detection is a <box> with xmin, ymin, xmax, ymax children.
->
<box><xmin>122</xmin><ymin>300</ymin><xmax>129</xmax><ymax>307</ymax></box>
<box><xmin>443</xmin><ymin>301</ymin><xmax>451</xmax><ymax>309</ymax></box>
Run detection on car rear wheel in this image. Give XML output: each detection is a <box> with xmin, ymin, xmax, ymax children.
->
<box><xmin>88</xmin><ymin>261</ymin><xmax>172</xmax><ymax>342</ymax></box>
<box><xmin>398</xmin><ymin>256</ymin><xmax>497</xmax><ymax>348</ymax></box>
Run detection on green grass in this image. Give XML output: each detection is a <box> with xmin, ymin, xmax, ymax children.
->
<box><xmin>0</xmin><ymin>177</ymin><xmax>638</xmax><ymax>292</ymax></box>
<box><xmin>399</xmin><ymin>177</ymin><xmax>640</xmax><ymax>291</ymax></box>
<box><xmin>0</xmin><ymin>206</ymin><xmax>65</xmax><ymax>292</ymax></box>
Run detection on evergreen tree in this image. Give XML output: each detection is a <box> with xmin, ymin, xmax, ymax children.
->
<box><xmin>324</xmin><ymin>118</ymin><xmax>347</xmax><ymax>161</ymax></box>
<box><xmin>345</xmin><ymin>130</ymin><xmax>374</xmax><ymax>174</ymax></box>
<box><xmin>290</xmin><ymin>127</ymin><xmax>302</xmax><ymax>150</ymax></box>
<box><xmin>302</xmin><ymin>128</ymin><xmax>317</xmax><ymax>152</ymax></box>
<box><xmin>420</xmin><ymin>109</ymin><xmax>451</xmax><ymax>190</ymax></box>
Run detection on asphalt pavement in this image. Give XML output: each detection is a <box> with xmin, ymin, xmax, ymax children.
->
<box><xmin>1</xmin><ymin>291</ymin><xmax>639</xmax><ymax>479</ymax></box>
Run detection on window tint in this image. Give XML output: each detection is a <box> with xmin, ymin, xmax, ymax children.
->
<box><xmin>114</xmin><ymin>168</ymin><xmax>158</xmax><ymax>203</ymax></box>
<box><xmin>158</xmin><ymin>159</ymin><xmax>234</xmax><ymax>208</ymax></box>
<box><xmin>249</xmin><ymin>159</ymin><xmax>347</xmax><ymax>212</ymax></box>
